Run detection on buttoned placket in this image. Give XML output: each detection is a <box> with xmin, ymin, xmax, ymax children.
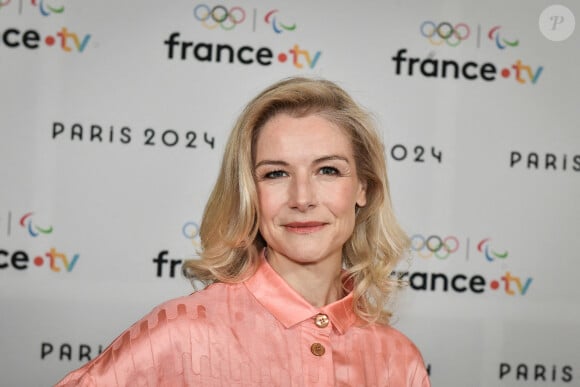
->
<box><xmin>300</xmin><ymin>312</ymin><xmax>336</xmax><ymax>386</ymax></box>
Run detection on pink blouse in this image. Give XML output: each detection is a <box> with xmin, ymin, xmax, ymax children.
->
<box><xmin>55</xmin><ymin>257</ymin><xmax>430</xmax><ymax>386</ymax></box>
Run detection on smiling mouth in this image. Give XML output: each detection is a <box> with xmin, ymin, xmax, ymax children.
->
<box><xmin>284</xmin><ymin>222</ymin><xmax>326</xmax><ymax>234</ymax></box>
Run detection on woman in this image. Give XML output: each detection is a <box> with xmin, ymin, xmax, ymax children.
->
<box><xmin>55</xmin><ymin>77</ymin><xmax>430</xmax><ymax>386</ymax></box>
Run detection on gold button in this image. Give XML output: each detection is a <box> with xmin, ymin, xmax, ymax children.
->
<box><xmin>310</xmin><ymin>342</ymin><xmax>326</xmax><ymax>356</ymax></box>
<box><xmin>314</xmin><ymin>313</ymin><xmax>329</xmax><ymax>328</ymax></box>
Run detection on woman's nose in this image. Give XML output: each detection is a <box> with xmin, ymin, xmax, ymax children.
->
<box><xmin>288</xmin><ymin>174</ymin><xmax>317</xmax><ymax>211</ymax></box>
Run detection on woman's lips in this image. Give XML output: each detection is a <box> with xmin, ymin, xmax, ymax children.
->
<box><xmin>284</xmin><ymin>222</ymin><xmax>326</xmax><ymax>234</ymax></box>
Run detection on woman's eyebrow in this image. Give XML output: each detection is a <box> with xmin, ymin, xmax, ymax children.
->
<box><xmin>254</xmin><ymin>160</ymin><xmax>289</xmax><ymax>169</ymax></box>
<box><xmin>255</xmin><ymin>155</ymin><xmax>350</xmax><ymax>169</ymax></box>
<box><xmin>313</xmin><ymin>155</ymin><xmax>350</xmax><ymax>164</ymax></box>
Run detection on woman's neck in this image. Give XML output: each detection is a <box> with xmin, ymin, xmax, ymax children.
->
<box><xmin>266</xmin><ymin>250</ymin><xmax>343</xmax><ymax>307</ymax></box>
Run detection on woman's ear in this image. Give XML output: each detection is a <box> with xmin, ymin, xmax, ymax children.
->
<box><xmin>356</xmin><ymin>180</ymin><xmax>367</xmax><ymax>207</ymax></box>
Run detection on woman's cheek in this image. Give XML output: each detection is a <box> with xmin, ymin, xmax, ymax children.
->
<box><xmin>259</xmin><ymin>184</ymin><xmax>286</xmax><ymax>212</ymax></box>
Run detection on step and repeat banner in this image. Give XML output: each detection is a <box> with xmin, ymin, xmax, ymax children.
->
<box><xmin>1</xmin><ymin>1</ymin><xmax>578</xmax><ymax>386</ymax></box>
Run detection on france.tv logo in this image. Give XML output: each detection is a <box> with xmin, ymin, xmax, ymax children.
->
<box><xmin>0</xmin><ymin>27</ymin><xmax>91</xmax><ymax>52</ymax></box>
<box><xmin>392</xmin><ymin>20</ymin><xmax>543</xmax><ymax>84</ymax></box>
<box><xmin>0</xmin><ymin>0</ymin><xmax>91</xmax><ymax>52</ymax></box>
<box><xmin>391</xmin><ymin>48</ymin><xmax>543</xmax><ymax>84</ymax></box>
<box><xmin>0</xmin><ymin>211</ymin><xmax>80</xmax><ymax>273</ymax></box>
<box><xmin>170</xmin><ymin>4</ymin><xmax>316</xmax><ymax>68</ymax></box>
<box><xmin>164</xmin><ymin>32</ymin><xmax>321</xmax><ymax>69</ymax></box>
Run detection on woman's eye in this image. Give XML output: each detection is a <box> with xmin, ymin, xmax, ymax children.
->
<box><xmin>264</xmin><ymin>170</ymin><xmax>287</xmax><ymax>179</ymax></box>
<box><xmin>319</xmin><ymin>166</ymin><xmax>339</xmax><ymax>175</ymax></box>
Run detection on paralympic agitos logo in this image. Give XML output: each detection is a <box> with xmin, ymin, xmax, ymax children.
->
<box><xmin>0</xmin><ymin>0</ymin><xmax>64</xmax><ymax>16</ymax></box>
<box><xmin>392</xmin><ymin>20</ymin><xmax>543</xmax><ymax>84</ymax></box>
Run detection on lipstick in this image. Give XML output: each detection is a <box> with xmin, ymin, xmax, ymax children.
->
<box><xmin>284</xmin><ymin>221</ymin><xmax>326</xmax><ymax>234</ymax></box>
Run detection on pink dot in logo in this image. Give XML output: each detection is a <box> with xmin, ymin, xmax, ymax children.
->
<box><xmin>490</xmin><ymin>280</ymin><xmax>500</xmax><ymax>290</ymax></box>
<box><xmin>45</xmin><ymin>36</ymin><xmax>55</xmax><ymax>46</ymax></box>
<box><xmin>278</xmin><ymin>53</ymin><xmax>287</xmax><ymax>63</ymax></box>
<box><xmin>34</xmin><ymin>256</ymin><xmax>44</xmax><ymax>266</ymax></box>
<box><xmin>501</xmin><ymin>68</ymin><xmax>510</xmax><ymax>78</ymax></box>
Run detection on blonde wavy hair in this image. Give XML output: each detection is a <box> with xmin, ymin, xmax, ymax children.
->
<box><xmin>183</xmin><ymin>77</ymin><xmax>409</xmax><ymax>324</ymax></box>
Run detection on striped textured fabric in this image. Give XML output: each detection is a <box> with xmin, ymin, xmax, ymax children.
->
<box><xmin>55</xmin><ymin>257</ymin><xmax>430</xmax><ymax>386</ymax></box>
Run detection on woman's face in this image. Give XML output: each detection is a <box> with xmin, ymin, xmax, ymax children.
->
<box><xmin>254</xmin><ymin>113</ymin><xmax>367</xmax><ymax>267</ymax></box>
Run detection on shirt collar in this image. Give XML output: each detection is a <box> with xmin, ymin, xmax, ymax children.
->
<box><xmin>243</xmin><ymin>252</ymin><xmax>360</xmax><ymax>335</ymax></box>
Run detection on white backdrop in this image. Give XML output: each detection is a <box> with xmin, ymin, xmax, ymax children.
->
<box><xmin>1</xmin><ymin>1</ymin><xmax>579</xmax><ymax>386</ymax></box>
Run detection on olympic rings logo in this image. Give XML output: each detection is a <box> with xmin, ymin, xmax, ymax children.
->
<box><xmin>420</xmin><ymin>21</ymin><xmax>470</xmax><ymax>47</ymax></box>
<box><xmin>410</xmin><ymin>234</ymin><xmax>459</xmax><ymax>259</ymax></box>
<box><xmin>182</xmin><ymin>221</ymin><xmax>201</xmax><ymax>248</ymax></box>
<box><xmin>194</xmin><ymin>4</ymin><xmax>246</xmax><ymax>30</ymax></box>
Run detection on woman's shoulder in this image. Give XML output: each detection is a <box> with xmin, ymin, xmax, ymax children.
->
<box><xmin>143</xmin><ymin>281</ymin><xmax>244</xmax><ymax>323</ymax></box>
<box><xmin>54</xmin><ymin>282</ymin><xmax>248</xmax><ymax>386</ymax></box>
